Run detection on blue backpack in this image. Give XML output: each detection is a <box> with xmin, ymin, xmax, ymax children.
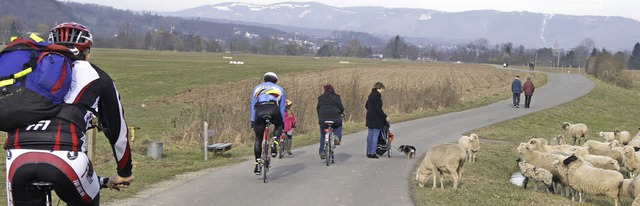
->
<box><xmin>0</xmin><ymin>34</ymin><xmax>76</xmax><ymax>131</ymax></box>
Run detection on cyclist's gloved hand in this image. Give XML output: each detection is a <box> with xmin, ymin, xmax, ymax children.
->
<box><xmin>250</xmin><ymin>121</ymin><xmax>255</xmax><ymax>128</ymax></box>
<box><xmin>107</xmin><ymin>173</ymin><xmax>134</xmax><ymax>190</ymax></box>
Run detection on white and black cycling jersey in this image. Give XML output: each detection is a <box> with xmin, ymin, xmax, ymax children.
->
<box><xmin>4</xmin><ymin>60</ymin><xmax>132</xmax><ymax>177</ymax></box>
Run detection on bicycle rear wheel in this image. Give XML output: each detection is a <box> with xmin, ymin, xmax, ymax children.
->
<box><xmin>262</xmin><ymin>140</ymin><xmax>269</xmax><ymax>183</ymax></box>
<box><xmin>325</xmin><ymin>134</ymin><xmax>332</xmax><ymax>166</ymax></box>
<box><xmin>279</xmin><ymin>136</ymin><xmax>286</xmax><ymax>159</ymax></box>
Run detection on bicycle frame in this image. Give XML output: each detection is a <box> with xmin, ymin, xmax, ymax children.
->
<box><xmin>323</xmin><ymin>121</ymin><xmax>335</xmax><ymax>166</ymax></box>
<box><xmin>261</xmin><ymin>117</ymin><xmax>272</xmax><ymax>183</ymax></box>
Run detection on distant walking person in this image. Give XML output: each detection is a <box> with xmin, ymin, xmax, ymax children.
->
<box><xmin>522</xmin><ymin>77</ymin><xmax>535</xmax><ymax>108</ymax></box>
<box><xmin>365</xmin><ymin>82</ymin><xmax>388</xmax><ymax>159</ymax></box>
<box><xmin>529</xmin><ymin>62</ymin><xmax>535</xmax><ymax>71</ymax></box>
<box><xmin>511</xmin><ymin>75</ymin><xmax>522</xmax><ymax>108</ymax></box>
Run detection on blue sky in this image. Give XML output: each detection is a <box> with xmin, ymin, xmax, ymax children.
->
<box><xmin>67</xmin><ymin>0</ymin><xmax>640</xmax><ymax>21</ymax></box>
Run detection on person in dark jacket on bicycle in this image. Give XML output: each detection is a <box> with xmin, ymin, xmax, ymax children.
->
<box><xmin>250</xmin><ymin>72</ymin><xmax>286</xmax><ymax>175</ymax></box>
<box><xmin>365</xmin><ymin>82</ymin><xmax>388</xmax><ymax>159</ymax></box>
<box><xmin>317</xmin><ymin>84</ymin><xmax>344</xmax><ymax>160</ymax></box>
<box><xmin>5</xmin><ymin>22</ymin><xmax>134</xmax><ymax>206</ymax></box>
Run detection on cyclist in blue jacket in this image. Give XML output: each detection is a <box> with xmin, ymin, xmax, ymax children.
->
<box><xmin>250</xmin><ymin>72</ymin><xmax>286</xmax><ymax>175</ymax></box>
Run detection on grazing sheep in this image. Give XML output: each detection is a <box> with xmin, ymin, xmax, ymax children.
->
<box><xmin>563</xmin><ymin>122</ymin><xmax>588</xmax><ymax>145</ymax></box>
<box><xmin>538</xmin><ymin>137</ymin><xmax>549</xmax><ymax>145</ymax></box>
<box><xmin>627</xmin><ymin>135</ymin><xmax>640</xmax><ymax>148</ymax></box>
<box><xmin>458</xmin><ymin>133</ymin><xmax>480</xmax><ymax>163</ymax></box>
<box><xmin>550</xmin><ymin>134</ymin><xmax>566</xmax><ymax>145</ymax></box>
<box><xmin>552</xmin><ymin>158</ymin><xmax>580</xmax><ymax>200</ymax></box>
<box><xmin>528</xmin><ymin>138</ymin><xmax>589</xmax><ymax>156</ymax></box>
<box><xmin>517</xmin><ymin>142</ymin><xmax>569</xmax><ymax>196</ymax></box>
<box><xmin>621</xmin><ymin>178</ymin><xmax>634</xmax><ymax>198</ymax></box>
<box><xmin>415</xmin><ymin>143</ymin><xmax>466</xmax><ymax>189</ymax></box>
<box><xmin>623</xmin><ymin>146</ymin><xmax>640</xmax><ymax>178</ymax></box>
<box><xmin>516</xmin><ymin>157</ymin><xmax>555</xmax><ymax>193</ymax></box>
<box><xmin>600</xmin><ymin>131</ymin><xmax>617</xmax><ymax>142</ymax></box>
<box><xmin>579</xmin><ymin>154</ymin><xmax>621</xmax><ymax>171</ymax></box>
<box><xmin>562</xmin><ymin>155</ymin><xmax>624</xmax><ymax>206</ymax></box>
<box><xmin>614</xmin><ymin>130</ymin><xmax>632</xmax><ymax>145</ymax></box>
<box><xmin>585</xmin><ymin>145</ymin><xmax>625</xmax><ymax>166</ymax></box>
<box><xmin>582</xmin><ymin>140</ymin><xmax>619</xmax><ymax>151</ymax></box>
<box><xmin>619</xmin><ymin>176</ymin><xmax>640</xmax><ymax>198</ymax></box>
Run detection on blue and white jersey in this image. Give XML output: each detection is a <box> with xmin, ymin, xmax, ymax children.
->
<box><xmin>250</xmin><ymin>82</ymin><xmax>286</xmax><ymax>122</ymax></box>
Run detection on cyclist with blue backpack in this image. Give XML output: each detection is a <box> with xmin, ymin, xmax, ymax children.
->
<box><xmin>250</xmin><ymin>72</ymin><xmax>286</xmax><ymax>175</ymax></box>
<box><xmin>3</xmin><ymin>22</ymin><xmax>134</xmax><ymax>205</ymax></box>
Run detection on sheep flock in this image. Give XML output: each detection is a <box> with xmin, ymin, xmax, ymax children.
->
<box><xmin>413</xmin><ymin>124</ymin><xmax>640</xmax><ymax>206</ymax></box>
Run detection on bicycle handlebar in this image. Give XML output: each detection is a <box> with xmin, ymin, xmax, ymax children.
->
<box><xmin>99</xmin><ymin>177</ymin><xmax>130</xmax><ymax>191</ymax></box>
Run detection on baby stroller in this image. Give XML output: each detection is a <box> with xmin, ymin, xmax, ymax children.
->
<box><xmin>376</xmin><ymin>121</ymin><xmax>394</xmax><ymax>158</ymax></box>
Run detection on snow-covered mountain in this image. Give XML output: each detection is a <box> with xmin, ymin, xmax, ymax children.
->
<box><xmin>161</xmin><ymin>2</ymin><xmax>640</xmax><ymax>50</ymax></box>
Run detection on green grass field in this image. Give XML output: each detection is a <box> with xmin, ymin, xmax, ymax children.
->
<box><xmin>410</xmin><ymin>75</ymin><xmax>640</xmax><ymax>205</ymax></box>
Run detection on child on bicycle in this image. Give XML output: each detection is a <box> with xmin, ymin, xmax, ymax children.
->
<box><xmin>282</xmin><ymin>99</ymin><xmax>296</xmax><ymax>155</ymax></box>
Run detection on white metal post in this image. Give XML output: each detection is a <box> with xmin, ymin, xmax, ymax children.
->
<box><xmin>204</xmin><ymin>121</ymin><xmax>208</xmax><ymax>161</ymax></box>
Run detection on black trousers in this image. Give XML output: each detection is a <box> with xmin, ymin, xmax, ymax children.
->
<box><xmin>253</xmin><ymin>104</ymin><xmax>283</xmax><ymax>160</ymax></box>
<box><xmin>524</xmin><ymin>95</ymin><xmax>533</xmax><ymax>108</ymax></box>
<box><xmin>512</xmin><ymin>93</ymin><xmax>521</xmax><ymax>106</ymax></box>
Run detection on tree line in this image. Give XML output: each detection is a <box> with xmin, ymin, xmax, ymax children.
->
<box><xmin>0</xmin><ymin>14</ymin><xmax>640</xmax><ymax>69</ymax></box>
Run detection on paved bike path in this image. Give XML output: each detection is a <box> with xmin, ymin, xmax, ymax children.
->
<box><xmin>118</xmin><ymin>71</ymin><xmax>593</xmax><ymax>206</ymax></box>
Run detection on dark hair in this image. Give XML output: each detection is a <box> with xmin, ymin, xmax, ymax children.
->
<box><xmin>323</xmin><ymin>84</ymin><xmax>334</xmax><ymax>93</ymax></box>
<box><xmin>373</xmin><ymin>82</ymin><xmax>385</xmax><ymax>90</ymax></box>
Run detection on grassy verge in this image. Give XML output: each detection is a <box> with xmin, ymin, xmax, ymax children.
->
<box><xmin>411</xmin><ymin>75</ymin><xmax>640</xmax><ymax>205</ymax></box>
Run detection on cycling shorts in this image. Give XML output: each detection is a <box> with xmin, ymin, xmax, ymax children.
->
<box><xmin>5</xmin><ymin>149</ymin><xmax>101</xmax><ymax>206</ymax></box>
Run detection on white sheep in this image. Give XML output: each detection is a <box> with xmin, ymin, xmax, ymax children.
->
<box><xmin>627</xmin><ymin>135</ymin><xmax>640</xmax><ymax>148</ymax></box>
<box><xmin>563</xmin><ymin>122</ymin><xmax>588</xmax><ymax>145</ymax></box>
<box><xmin>579</xmin><ymin>154</ymin><xmax>621</xmax><ymax>171</ymax></box>
<box><xmin>620</xmin><ymin>176</ymin><xmax>640</xmax><ymax>199</ymax></box>
<box><xmin>623</xmin><ymin>146</ymin><xmax>640</xmax><ymax>178</ymax></box>
<box><xmin>600</xmin><ymin>131</ymin><xmax>617</xmax><ymax>142</ymax></box>
<box><xmin>457</xmin><ymin>133</ymin><xmax>480</xmax><ymax>163</ymax></box>
<box><xmin>585</xmin><ymin>145</ymin><xmax>625</xmax><ymax>166</ymax></box>
<box><xmin>528</xmin><ymin>138</ymin><xmax>589</xmax><ymax>156</ymax></box>
<box><xmin>634</xmin><ymin>194</ymin><xmax>640</xmax><ymax>206</ymax></box>
<box><xmin>517</xmin><ymin>142</ymin><xmax>570</xmax><ymax>195</ymax></box>
<box><xmin>561</xmin><ymin>155</ymin><xmax>624</xmax><ymax>206</ymax></box>
<box><xmin>550</xmin><ymin>134</ymin><xmax>566</xmax><ymax>145</ymax></box>
<box><xmin>415</xmin><ymin>143</ymin><xmax>466</xmax><ymax>189</ymax></box>
<box><xmin>582</xmin><ymin>139</ymin><xmax>619</xmax><ymax>151</ymax></box>
<box><xmin>614</xmin><ymin>130</ymin><xmax>632</xmax><ymax>145</ymax></box>
<box><xmin>516</xmin><ymin>157</ymin><xmax>555</xmax><ymax>193</ymax></box>
<box><xmin>552</xmin><ymin>158</ymin><xmax>580</xmax><ymax>200</ymax></box>
<box><xmin>621</xmin><ymin>178</ymin><xmax>634</xmax><ymax>198</ymax></box>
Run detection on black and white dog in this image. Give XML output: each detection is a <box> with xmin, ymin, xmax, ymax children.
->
<box><xmin>397</xmin><ymin>145</ymin><xmax>416</xmax><ymax>158</ymax></box>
